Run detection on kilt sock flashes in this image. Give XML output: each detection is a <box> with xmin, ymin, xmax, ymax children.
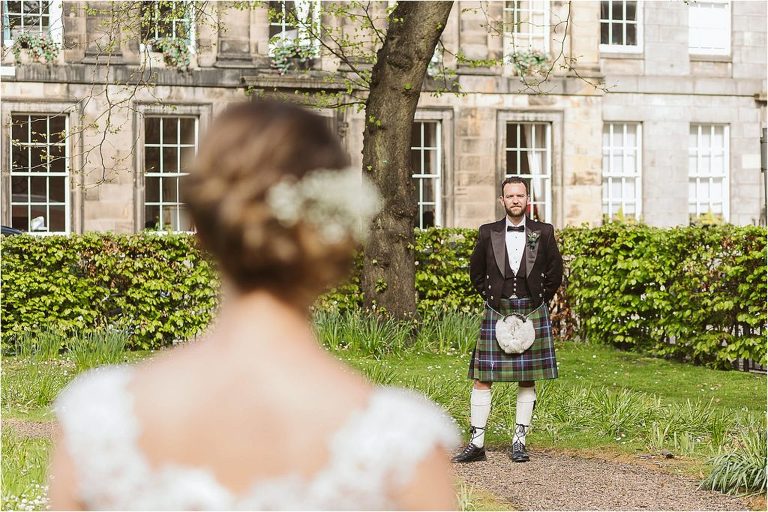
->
<box><xmin>470</xmin><ymin>387</ymin><xmax>492</xmax><ymax>447</ymax></box>
<box><xmin>514</xmin><ymin>385</ymin><xmax>536</xmax><ymax>445</ymax></box>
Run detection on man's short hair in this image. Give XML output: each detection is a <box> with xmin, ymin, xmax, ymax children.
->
<box><xmin>500</xmin><ymin>176</ymin><xmax>529</xmax><ymax>196</ymax></box>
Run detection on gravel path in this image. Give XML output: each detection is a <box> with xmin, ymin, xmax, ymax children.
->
<box><xmin>2</xmin><ymin>419</ymin><xmax>56</xmax><ymax>439</ymax></box>
<box><xmin>3</xmin><ymin>421</ymin><xmax>752</xmax><ymax>510</ymax></box>
<box><xmin>453</xmin><ymin>448</ymin><xmax>749</xmax><ymax>511</ymax></box>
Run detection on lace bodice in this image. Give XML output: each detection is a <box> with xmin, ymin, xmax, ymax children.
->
<box><xmin>54</xmin><ymin>365</ymin><xmax>459</xmax><ymax>510</ymax></box>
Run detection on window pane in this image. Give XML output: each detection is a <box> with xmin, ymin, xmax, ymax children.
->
<box><xmin>49</xmin><ymin>176</ymin><xmax>66</xmax><ymax>202</ymax></box>
<box><xmin>179</xmin><ymin>118</ymin><xmax>196</xmax><ymax>145</ymax></box>
<box><xmin>49</xmin><ymin>205</ymin><xmax>66</xmax><ymax>232</ymax></box>
<box><xmin>30</xmin><ymin>147</ymin><xmax>45</xmax><ymax>172</ymax></box>
<box><xmin>506</xmin><ymin>124</ymin><xmax>519</xmax><ymax>149</ymax></box>
<box><xmin>30</xmin><ymin>176</ymin><xmax>47</xmax><ymax>202</ymax></box>
<box><xmin>420</xmin><ymin>205</ymin><xmax>436</xmax><ymax>228</ymax></box>
<box><xmin>11</xmin><ymin>205</ymin><xmax>28</xmax><ymax>231</ymax></box>
<box><xmin>11</xmin><ymin>146</ymin><xmax>29</xmax><ymax>171</ymax></box>
<box><xmin>163</xmin><ymin>118</ymin><xmax>178</xmax><ymax>144</ymax></box>
<box><xmin>145</xmin><ymin>147</ymin><xmax>161</xmax><ymax>173</ymax></box>
<box><xmin>423</xmin><ymin>122</ymin><xmax>438</xmax><ymax>147</ymax></box>
<box><xmin>423</xmin><ymin>149</ymin><xmax>438</xmax><ymax>174</ymax></box>
<box><xmin>518</xmin><ymin>125</ymin><xmax>528</xmax><ymax>149</ymax></box>
<box><xmin>712</xmin><ymin>127</ymin><xmax>724</xmax><ymax>150</ymax></box>
<box><xmin>600</xmin><ymin>1</ymin><xmax>610</xmax><ymax>19</ymax></box>
<box><xmin>712</xmin><ymin>154</ymin><xmax>724</xmax><ymax>176</ymax></box>
<box><xmin>145</xmin><ymin>205</ymin><xmax>161</xmax><ymax>230</ymax></box>
<box><xmin>626</xmin><ymin>1</ymin><xmax>637</xmax><ymax>21</ymax></box>
<box><xmin>49</xmin><ymin>116</ymin><xmax>66</xmax><ymax>144</ymax></box>
<box><xmin>30</xmin><ymin>205</ymin><xmax>46</xmax><ymax>231</ymax></box>
<box><xmin>49</xmin><ymin>145</ymin><xmax>66</xmax><ymax>172</ymax></box>
<box><xmin>623</xmin><ymin>179</ymin><xmax>636</xmax><ymax>200</ymax></box>
<box><xmin>612</xmin><ymin>1</ymin><xmax>625</xmax><ymax>21</ymax></box>
<box><xmin>162</xmin><ymin>147</ymin><xmax>178</xmax><ymax>173</ymax></box>
<box><xmin>180</xmin><ymin>146</ymin><xmax>196</xmax><ymax>171</ymax></box>
<box><xmin>30</xmin><ymin>117</ymin><xmax>46</xmax><ymax>144</ymax></box>
<box><xmin>697</xmin><ymin>181</ymin><xmax>709</xmax><ymax>202</ymax></box>
<box><xmin>421</xmin><ymin>177</ymin><xmax>435</xmax><ymax>203</ymax></box>
<box><xmin>145</xmin><ymin>176</ymin><xmax>160</xmax><ymax>203</ymax></box>
<box><xmin>145</xmin><ymin>117</ymin><xmax>161</xmax><ymax>144</ymax></box>
<box><xmin>611</xmin><ymin>23</ymin><xmax>623</xmax><ymax>45</ymax></box>
<box><xmin>700</xmin><ymin>128</ymin><xmax>711</xmax><ymax>149</ymax></box>
<box><xmin>506</xmin><ymin>151</ymin><xmax>522</xmax><ymax>174</ymax></box>
<box><xmin>700</xmin><ymin>156</ymin><xmax>711</xmax><ymax>176</ymax></box>
<box><xmin>11</xmin><ymin>116</ymin><xmax>29</xmax><ymax>144</ymax></box>
<box><xmin>625</xmin><ymin>24</ymin><xmax>636</xmax><ymax>45</ymax></box>
<box><xmin>11</xmin><ymin>176</ymin><xmax>29</xmax><ymax>203</ymax></box>
<box><xmin>711</xmin><ymin>180</ymin><xmax>723</xmax><ymax>205</ymax></box>
<box><xmin>162</xmin><ymin>176</ymin><xmax>179</xmax><ymax>203</ymax></box>
<box><xmin>177</xmin><ymin>205</ymin><xmax>193</xmax><ymax>231</ymax></box>
<box><xmin>527</xmin><ymin>151</ymin><xmax>546</xmax><ymax>175</ymax></box>
<box><xmin>162</xmin><ymin>205</ymin><xmax>178</xmax><ymax>229</ymax></box>
<box><xmin>600</xmin><ymin>21</ymin><xmax>610</xmax><ymax>44</ymax></box>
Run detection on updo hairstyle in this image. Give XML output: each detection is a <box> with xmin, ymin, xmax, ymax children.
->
<box><xmin>183</xmin><ymin>100</ymin><xmax>355</xmax><ymax>298</ymax></box>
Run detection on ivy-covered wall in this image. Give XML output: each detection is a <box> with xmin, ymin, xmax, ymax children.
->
<box><xmin>2</xmin><ymin>226</ymin><xmax>765</xmax><ymax>368</ymax></box>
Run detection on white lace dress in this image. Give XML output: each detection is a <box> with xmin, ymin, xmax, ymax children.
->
<box><xmin>54</xmin><ymin>365</ymin><xmax>459</xmax><ymax>510</ymax></box>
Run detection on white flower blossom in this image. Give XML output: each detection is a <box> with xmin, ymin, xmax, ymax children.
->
<box><xmin>266</xmin><ymin>167</ymin><xmax>382</xmax><ymax>244</ymax></box>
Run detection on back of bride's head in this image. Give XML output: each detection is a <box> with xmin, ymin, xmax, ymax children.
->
<box><xmin>184</xmin><ymin>100</ymin><xmax>377</xmax><ymax>298</ymax></box>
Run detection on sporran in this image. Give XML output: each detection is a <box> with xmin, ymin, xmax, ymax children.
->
<box><xmin>488</xmin><ymin>303</ymin><xmax>542</xmax><ymax>354</ymax></box>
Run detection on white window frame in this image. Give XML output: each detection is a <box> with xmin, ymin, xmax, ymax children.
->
<box><xmin>688</xmin><ymin>0</ymin><xmax>731</xmax><ymax>57</ymax></box>
<box><xmin>2</xmin><ymin>1</ymin><xmax>63</xmax><ymax>46</ymax></box>
<box><xmin>501</xmin><ymin>121</ymin><xmax>552</xmax><ymax>223</ymax></box>
<box><xmin>141</xmin><ymin>114</ymin><xmax>198</xmax><ymax>233</ymax></box>
<box><xmin>6</xmin><ymin>112</ymin><xmax>70</xmax><ymax>234</ymax></box>
<box><xmin>503</xmin><ymin>0</ymin><xmax>550</xmax><ymax>58</ymax></box>
<box><xmin>688</xmin><ymin>124</ymin><xmax>730</xmax><ymax>222</ymax></box>
<box><xmin>267</xmin><ymin>0</ymin><xmax>321</xmax><ymax>57</ymax></box>
<box><xmin>602</xmin><ymin>122</ymin><xmax>642</xmax><ymax>221</ymax></box>
<box><xmin>599</xmin><ymin>0</ymin><xmax>643</xmax><ymax>54</ymax></box>
<box><xmin>411</xmin><ymin>120</ymin><xmax>443</xmax><ymax>229</ymax></box>
<box><xmin>139</xmin><ymin>0</ymin><xmax>196</xmax><ymax>55</ymax></box>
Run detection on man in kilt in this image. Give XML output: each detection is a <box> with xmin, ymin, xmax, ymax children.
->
<box><xmin>452</xmin><ymin>177</ymin><xmax>563</xmax><ymax>463</ymax></box>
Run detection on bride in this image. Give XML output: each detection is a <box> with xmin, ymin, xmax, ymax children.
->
<box><xmin>48</xmin><ymin>100</ymin><xmax>458</xmax><ymax>510</ymax></box>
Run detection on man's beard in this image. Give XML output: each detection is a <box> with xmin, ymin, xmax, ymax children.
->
<box><xmin>506</xmin><ymin>204</ymin><xmax>526</xmax><ymax>218</ymax></box>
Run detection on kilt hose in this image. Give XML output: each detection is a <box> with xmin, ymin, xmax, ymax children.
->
<box><xmin>468</xmin><ymin>297</ymin><xmax>558</xmax><ymax>382</ymax></box>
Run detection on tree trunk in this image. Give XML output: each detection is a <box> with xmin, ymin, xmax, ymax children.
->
<box><xmin>361</xmin><ymin>1</ymin><xmax>453</xmax><ymax>319</ymax></box>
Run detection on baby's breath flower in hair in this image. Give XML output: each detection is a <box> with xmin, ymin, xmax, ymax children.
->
<box><xmin>266</xmin><ymin>167</ymin><xmax>382</xmax><ymax>244</ymax></box>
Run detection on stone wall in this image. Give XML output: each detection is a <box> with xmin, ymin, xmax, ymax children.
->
<box><xmin>0</xmin><ymin>1</ymin><xmax>765</xmax><ymax>233</ymax></box>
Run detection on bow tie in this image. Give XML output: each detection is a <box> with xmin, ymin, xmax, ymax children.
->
<box><xmin>507</xmin><ymin>225</ymin><xmax>525</xmax><ymax>232</ymax></box>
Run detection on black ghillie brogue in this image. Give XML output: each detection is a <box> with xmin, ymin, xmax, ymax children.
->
<box><xmin>451</xmin><ymin>442</ymin><xmax>486</xmax><ymax>463</ymax></box>
<box><xmin>509</xmin><ymin>441</ymin><xmax>529</xmax><ymax>462</ymax></box>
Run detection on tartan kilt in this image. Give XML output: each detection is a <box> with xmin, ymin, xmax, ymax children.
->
<box><xmin>468</xmin><ymin>297</ymin><xmax>558</xmax><ymax>382</ymax></box>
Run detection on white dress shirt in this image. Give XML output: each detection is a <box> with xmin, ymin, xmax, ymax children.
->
<box><xmin>505</xmin><ymin>217</ymin><xmax>526</xmax><ymax>275</ymax></box>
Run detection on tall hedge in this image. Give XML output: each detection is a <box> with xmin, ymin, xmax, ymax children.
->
<box><xmin>561</xmin><ymin>224</ymin><xmax>766</xmax><ymax>368</ymax></box>
<box><xmin>0</xmin><ymin>233</ymin><xmax>217</xmax><ymax>350</ymax></box>
<box><xmin>1</xmin><ymin>225</ymin><xmax>765</xmax><ymax>368</ymax></box>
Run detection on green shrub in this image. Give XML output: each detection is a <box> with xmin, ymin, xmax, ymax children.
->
<box><xmin>1</xmin><ymin>233</ymin><xmax>218</xmax><ymax>351</ymax></box>
<box><xmin>702</xmin><ymin>426</ymin><xmax>767</xmax><ymax>495</ymax></box>
<box><xmin>2</xmin><ymin>225</ymin><xmax>765</xmax><ymax>367</ymax></box>
<box><xmin>563</xmin><ymin>224</ymin><xmax>766</xmax><ymax>368</ymax></box>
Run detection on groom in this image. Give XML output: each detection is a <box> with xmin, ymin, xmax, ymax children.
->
<box><xmin>452</xmin><ymin>177</ymin><xmax>563</xmax><ymax>463</ymax></box>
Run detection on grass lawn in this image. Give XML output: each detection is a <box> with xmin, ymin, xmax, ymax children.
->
<box><xmin>341</xmin><ymin>341</ymin><xmax>766</xmax><ymax>480</ymax></box>
<box><xmin>1</xmin><ymin>340</ymin><xmax>764</xmax><ymax>509</ymax></box>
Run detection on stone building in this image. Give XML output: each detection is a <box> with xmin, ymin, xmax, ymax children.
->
<box><xmin>1</xmin><ymin>0</ymin><xmax>765</xmax><ymax>234</ymax></box>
